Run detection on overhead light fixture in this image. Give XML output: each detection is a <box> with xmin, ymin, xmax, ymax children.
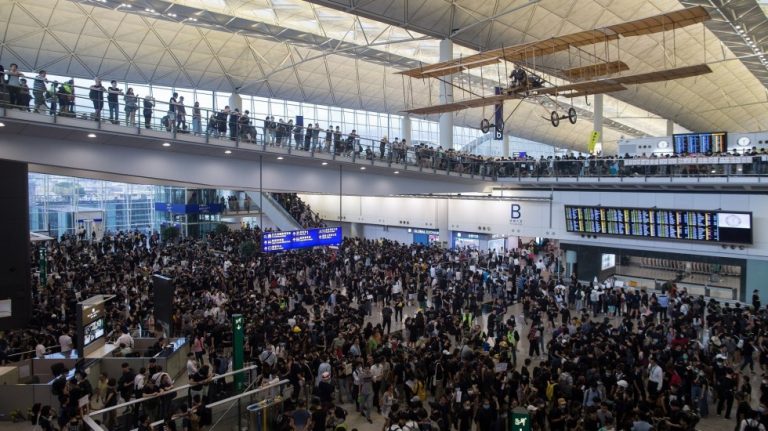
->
<box><xmin>224</xmin><ymin>150</ymin><xmax>232</xmax><ymax>154</ymax></box>
<box><xmin>360</xmin><ymin>167</ymin><xmax>366</xmax><ymax>170</ymax></box>
<box><xmin>0</xmin><ymin>122</ymin><xmax>5</xmax><ymax>127</ymax></box>
<box><xmin>145</xmin><ymin>7</ymin><xmax>154</xmax><ymax>12</ymax></box>
<box><xmin>87</xmin><ymin>133</ymin><xmax>97</xmax><ymax>138</ymax></box>
<box><xmin>276</xmin><ymin>156</ymin><xmax>284</xmax><ymax>160</ymax></box>
<box><xmin>394</xmin><ymin>171</ymin><xmax>400</xmax><ymax>174</ymax></box>
<box><xmin>162</xmin><ymin>142</ymin><xmax>171</xmax><ymax>147</ymax></box>
<box><xmin>321</xmin><ymin>162</ymin><xmax>328</xmax><ymax>165</ymax></box>
<box><xmin>735</xmin><ymin>25</ymin><xmax>742</xmax><ymax>30</ymax></box>
<box><xmin>167</xmin><ymin>13</ymin><xmax>176</xmax><ymax>17</ymax></box>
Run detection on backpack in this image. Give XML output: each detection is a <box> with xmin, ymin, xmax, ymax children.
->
<box><xmin>546</xmin><ymin>381</ymin><xmax>557</xmax><ymax>401</ymax></box>
<box><xmin>744</xmin><ymin>419</ymin><xmax>760</xmax><ymax>431</ymax></box>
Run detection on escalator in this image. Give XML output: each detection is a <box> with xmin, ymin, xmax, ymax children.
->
<box><xmin>244</xmin><ymin>191</ymin><xmax>302</xmax><ymax>231</ymax></box>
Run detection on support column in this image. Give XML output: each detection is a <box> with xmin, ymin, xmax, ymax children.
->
<box><xmin>349</xmin><ymin>222</ymin><xmax>364</xmax><ymax>239</ymax></box>
<box><xmin>401</xmin><ymin>114</ymin><xmax>412</xmax><ymax>144</ymax></box>
<box><xmin>593</xmin><ymin>94</ymin><xmax>603</xmax><ymax>154</ymax></box>
<box><xmin>439</xmin><ymin>39</ymin><xmax>454</xmax><ymax>149</ymax></box>
<box><xmin>502</xmin><ymin>133</ymin><xmax>510</xmax><ymax>157</ymax></box>
<box><xmin>666</xmin><ymin>119</ymin><xmax>674</xmax><ymax>136</ymax></box>
<box><xmin>0</xmin><ymin>161</ymin><xmax>30</xmax><ymax>330</ymax></box>
<box><xmin>436</xmin><ymin>199</ymin><xmax>450</xmax><ymax>247</ymax></box>
<box><xmin>228</xmin><ymin>91</ymin><xmax>242</xmax><ymax>112</ymax></box>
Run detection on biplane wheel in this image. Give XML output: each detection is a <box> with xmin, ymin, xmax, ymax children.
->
<box><xmin>480</xmin><ymin>118</ymin><xmax>491</xmax><ymax>134</ymax></box>
<box><xmin>550</xmin><ymin>111</ymin><xmax>560</xmax><ymax>127</ymax></box>
<box><xmin>568</xmin><ymin>107</ymin><xmax>577</xmax><ymax>124</ymax></box>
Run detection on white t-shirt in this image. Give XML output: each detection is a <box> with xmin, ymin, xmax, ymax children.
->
<box><xmin>35</xmin><ymin>343</ymin><xmax>46</xmax><ymax>358</ymax></box>
<box><xmin>117</xmin><ymin>333</ymin><xmax>134</xmax><ymax>349</ymax></box>
<box><xmin>59</xmin><ymin>334</ymin><xmax>73</xmax><ymax>353</ymax></box>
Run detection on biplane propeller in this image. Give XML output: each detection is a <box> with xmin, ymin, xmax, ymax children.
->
<box><xmin>397</xmin><ymin>6</ymin><xmax>713</xmax><ymax>132</ymax></box>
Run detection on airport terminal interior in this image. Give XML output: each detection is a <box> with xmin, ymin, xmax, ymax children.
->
<box><xmin>2</xmin><ymin>0</ymin><xmax>768</xmax><ymax>430</ymax></box>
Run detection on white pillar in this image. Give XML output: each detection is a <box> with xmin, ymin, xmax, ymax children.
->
<box><xmin>436</xmin><ymin>199</ymin><xmax>451</xmax><ymax>247</ymax></box>
<box><xmin>502</xmin><ymin>133</ymin><xmax>510</xmax><ymax>157</ymax></box>
<box><xmin>439</xmin><ymin>39</ymin><xmax>454</xmax><ymax>149</ymax></box>
<box><xmin>228</xmin><ymin>92</ymin><xmax>242</xmax><ymax>112</ymax></box>
<box><xmin>593</xmin><ymin>94</ymin><xmax>603</xmax><ymax>154</ymax></box>
<box><xmin>666</xmin><ymin>119</ymin><xmax>674</xmax><ymax>136</ymax></box>
<box><xmin>349</xmin><ymin>222</ymin><xmax>364</xmax><ymax>239</ymax></box>
<box><xmin>401</xmin><ymin>114</ymin><xmax>412</xmax><ymax>145</ymax></box>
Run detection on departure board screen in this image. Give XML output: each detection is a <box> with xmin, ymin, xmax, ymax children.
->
<box><xmin>262</xmin><ymin>227</ymin><xmax>342</xmax><ymax>252</ymax></box>
<box><xmin>673</xmin><ymin>132</ymin><xmax>727</xmax><ymax>154</ymax></box>
<box><xmin>564</xmin><ymin>206</ymin><xmax>752</xmax><ymax>244</ymax></box>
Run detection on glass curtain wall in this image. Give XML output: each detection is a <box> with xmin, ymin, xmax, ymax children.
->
<box><xmin>29</xmin><ymin>173</ymin><xmax>156</xmax><ymax>238</ymax></box>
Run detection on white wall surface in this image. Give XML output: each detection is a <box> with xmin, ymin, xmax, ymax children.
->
<box><xmin>300</xmin><ymin>190</ymin><xmax>768</xmax><ymax>260</ymax></box>
<box><xmin>362</xmin><ymin>225</ymin><xmax>413</xmax><ymax>244</ymax></box>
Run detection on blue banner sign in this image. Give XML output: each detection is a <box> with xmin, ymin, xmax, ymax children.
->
<box><xmin>262</xmin><ymin>227</ymin><xmax>343</xmax><ymax>252</ymax></box>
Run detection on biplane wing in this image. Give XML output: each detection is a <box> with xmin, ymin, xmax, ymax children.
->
<box><xmin>399</xmin><ymin>6</ymin><xmax>710</xmax><ymax>80</ymax></box>
<box><xmin>402</xmin><ymin>64</ymin><xmax>712</xmax><ymax>115</ymax></box>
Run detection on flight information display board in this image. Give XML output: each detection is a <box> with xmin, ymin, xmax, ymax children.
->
<box><xmin>565</xmin><ymin>206</ymin><xmax>752</xmax><ymax>244</ymax></box>
<box><xmin>673</xmin><ymin>132</ymin><xmax>727</xmax><ymax>154</ymax></box>
<box><xmin>262</xmin><ymin>227</ymin><xmax>343</xmax><ymax>252</ymax></box>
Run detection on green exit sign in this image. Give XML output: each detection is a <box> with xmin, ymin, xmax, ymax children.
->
<box><xmin>510</xmin><ymin>408</ymin><xmax>530</xmax><ymax>431</ymax></box>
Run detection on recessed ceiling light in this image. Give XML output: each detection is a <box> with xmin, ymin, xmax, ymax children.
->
<box><xmin>87</xmin><ymin>133</ymin><xmax>96</xmax><ymax>138</ymax></box>
<box><xmin>0</xmin><ymin>122</ymin><xmax>5</xmax><ymax>127</ymax></box>
<box><xmin>224</xmin><ymin>150</ymin><xmax>232</xmax><ymax>154</ymax></box>
<box><xmin>321</xmin><ymin>162</ymin><xmax>328</xmax><ymax>165</ymax></box>
<box><xmin>277</xmin><ymin>156</ymin><xmax>284</xmax><ymax>160</ymax></box>
<box><xmin>162</xmin><ymin>142</ymin><xmax>171</xmax><ymax>147</ymax></box>
<box><xmin>735</xmin><ymin>25</ymin><xmax>742</xmax><ymax>30</ymax></box>
<box><xmin>360</xmin><ymin>167</ymin><xmax>366</xmax><ymax>170</ymax></box>
<box><xmin>394</xmin><ymin>171</ymin><xmax>400</xmax><ymax>174</ymax></box>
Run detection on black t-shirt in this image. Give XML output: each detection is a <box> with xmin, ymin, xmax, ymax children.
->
<box><xmin>311</xmin><ymin>408</ymin><xmax>327</xmax><ymax>431</ymax></box>
<box><xmin>89</xmin><ymin>85</ymin><xmax>105</xmax><ymax>100</ymax></box>
<box><xmin>107</xmin><ymin>86</ymin><xmax>120</xmax><ymax>103</ymax></box>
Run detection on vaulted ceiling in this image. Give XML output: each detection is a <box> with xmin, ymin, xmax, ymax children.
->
<box><xmin>1</xmin><ymin>0</ymin><xmax>767</xmax><ymax>153</ymax></box>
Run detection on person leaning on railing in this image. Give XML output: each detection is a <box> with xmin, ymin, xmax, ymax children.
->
<box><xmin>124</xmin><ymin>88</ymin><xmax>138</xmax><ymax>127</ymax></box>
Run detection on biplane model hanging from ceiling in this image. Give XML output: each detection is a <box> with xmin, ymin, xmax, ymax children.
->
<box><xmin>397</xmin><ymin>6</ymin><xmax>713</xmax><ymax>131</ymax></box>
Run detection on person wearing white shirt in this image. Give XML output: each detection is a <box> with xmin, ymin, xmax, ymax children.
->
<box><xmin>116</xmin><ymin>328</ymin><xmax>134</xmax><ymax>351</ymax></box>
<box><xmin>59</xmin><ymin>330</ymin><xmax>73</xmax><ymax>356</ymax></box>
<box><xmin>647</xmin><ymin>357</ymin><xmax>664</xmax><ymax>400</ymax></box>
<box><xmin>133</xmin><ymin>368</ymin><xmax>146</xmax><ymax>399</ymax></box>
<box><xmin>35</xmin><ymin>341</ymin><xmax>47</xmax><ymax>359</ymax></box>
<box><xmin>740</xmin><ymin>412</ymin><xmax>766</xmax><ymax>431</ymax></box>
<box><xmin>186</xmin><ymin>353</ymin><xmax>199</xmax><ymax>378</ymax></box>
<box><xmin>370</xmin><ymin>360</ymin><xmax>384</xmax><ymax>410</ymax></box>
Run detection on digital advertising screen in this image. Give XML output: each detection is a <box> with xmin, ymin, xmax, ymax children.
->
<box><xmin>83</xmin><ymin>318</ymin><xmax>105</xmax><ymax>347</ymax></box>
<box><xmin>262</xmin><ymin>227</ymin><xmax>343</xmax><ymax>252</ymax></box>
<box><xmin>565</xmin><ymin>205</ymin><xmax>752</xmax><ymax>244</ymax></box>
<box><xmin>601</xmin><ymin>254</ymin><xmax>616</xmax><ymax>270</ymax></box>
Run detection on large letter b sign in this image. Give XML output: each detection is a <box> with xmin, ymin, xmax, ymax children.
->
<box><xmin>511</xmin><ymin>204</ymin><xmax>521</xmax><ymax>219</ymax></box>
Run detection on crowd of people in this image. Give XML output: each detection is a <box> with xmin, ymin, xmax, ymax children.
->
<box><xmin>10</xmin><ymin>213</ymin><xmax>766</xmax><ymax>431</ymax></box>
<box><xmin>271</xmin><ymin>193</ymin><xmax>325</xmax><ymax>229</ymax></box>
<box><xmin>5</xmin><ymin>65</ymin><xmax>767</xmax><ymax>182</ymax></box>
